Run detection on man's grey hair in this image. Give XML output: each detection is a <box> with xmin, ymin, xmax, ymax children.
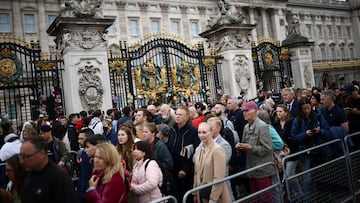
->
<box><xmin>321</xmin><ymin>90</ymin><xmax>335</xmax><ymax>101</ymax></box>
<box><xmin>282</xmin><ymin>87</ymin><xmax>295</xmax><ymax>96</ymax></box>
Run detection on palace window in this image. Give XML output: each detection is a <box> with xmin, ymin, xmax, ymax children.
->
<box><xmin>340</xmin><ymin>47</ymin><xmax>345</xmax><ymax>60</ymax></box>
<box><xmin>316</xmin><ymin>25</ymin><xmax>322</xmax><ymax>38</ymax></box>
<box><xmin>327</xmin><ymin>25</ymin><xmax>332</xmax><ymax>39</ymax></box>
<box><xmin>24</xmin><ymin>14</ymin><xmax>35</xmax><ymax>33</ymax></box>
<box><xmin>349</xmin><ymin>47</ymin><xmax>354</xmax><ymax>59</ymax></box>
<box><xmin>129</xmin><ymin>19</ymin><xmax>139</xmax><ymax>36</ymax></box>
<box><xmin>330</xmin><ymin>47</ymin><xmax>336</xmax><ymax>60</ymax></box>
<box><xmin>151</xmin><ymin>19</ymin><xmax>160</xmax><ymax>33</ymax></box>
<box><xmin>306</xmin><ymin>24</ymin><xmax>312</xmax><ymax>37</ymax></box>
<box><xmin>0</xmin><ymin>13</ymin><xmax>10</xmax><ymax>32</ymax></box>
<box><xmin>337</xmin><ymin>25</ymin><xmax>342</xmax><ymax>39</ymax></box>
<box><xmin>171</xmin><ymin>20</ymin><xmax>180</xmax><ymax>35</ymax></box>
<box><xmin>107</xmin><ymin>24</ymin><xmax>116</xmax><ymax>35</ymax></box>
<box><xmin>321</xmin><ymin>47</ymin><xmax>326</xmax><ymax>61</ymax></box>
<box><xmin>346</xmin><ymin>26</ymin><xmax>352</xmax><ymax>38</ymax></box>
<box><xmin>48</xmin><ymin>15</ymin><xmax>56</xmax><ymax>26</ymax></box>
<box><xmin>191</xmin><ymin>21</ymin><xmax>199</xmax><ymax>36</ymax></box>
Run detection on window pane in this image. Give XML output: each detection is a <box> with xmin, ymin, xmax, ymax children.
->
<box><xmin>172</xmin><ymin>21</ymin><xmax>180</xmax><ymax>35</ymax></box>
<box><xmin>321</xmin><ymin>48</ymin><xmax>326</xmax><ymax>60</ymax></box>
<box><xmin>337</xmin><ymin>26</ymin><xmax>342</xmax><ymax>38</ymax></box>
<box><xmin>0</xmin><ymin>13</ymin><xmax>10</xmax><ymax>32</ymax></box>
<box><xmin>340</xmin><ymin>47</ymin><xmax>345</xmax><ymax>60</ymax></box>
<box><xmin>327</xmin><ymin>25</ymin><xmax>332</xmax><ymax>39</ymax></box>
<box><xmin>107</xmin><ymin>24</ymin><xmax>116</xmax><ymax>35</ymax></box>
<box><xmin>48</xmin><ymin>15</ymin><xmax>56</xmax><ymax>26</ymax></box>
<box><xmin>331</xmin><ymin>48</ymin><xmax>336</xmax><ymax>60</ymax></box>
<box><xmin>25</xmin><ymin>14</ymin><xmax>35</xmax><ymax>33</ymax></box>
<box><xmin>191</xmin><ymin>21</ymin><xmax>199</xmax><ymax>36</ymax></box>
<box><xmin>152</xmin><ymin>20</ymin><xmax>159</xmax><ymax>33</ymax></box>
<box><xmin>306</xmin><ymin>24</ymin><xmax>312</xmax><ymax>37</ymax></box>
<box><xmin>346</xmin><ymin>27</ymin><xmax>351</xmax><ymax>38</ymax></box>
<box><xmin>349</xmin><ymin>48</ymin><xmax>354</xmax><ymax>59</ymax></box>
<box><xmin>317</xmin><ymin>25</ymin><xmax>322</xmax><ymax>38</ymax></box>
<box><xmin>130</xmin><ymin>20</ymin><xmax>138</xmax><ymax>36</ymax></box>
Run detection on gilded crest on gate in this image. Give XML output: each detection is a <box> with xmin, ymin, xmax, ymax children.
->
<box><xmin>171</xmin><ymin>61</ymin><xmax>200</xmax><ymax>97</ymax></box>
<box><xmin>0</xmin><ymin>48</ymin><xmax>23</xmax><ymax>84</ymax></box>
<box><xmin>134</xmin><ymin>61</ymin><xmax>167</xmax><ymax>100</ymax></box>
<box><xmin>261</xmin><ymin>45</ymin><xmax>278</xmax><ymax>69</ymax></box>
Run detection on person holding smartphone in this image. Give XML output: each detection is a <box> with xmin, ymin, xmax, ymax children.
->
<box><xmin>291</xmin><ymin>97</ymin><xmax>332</xmax><ymax>201</ymax></box>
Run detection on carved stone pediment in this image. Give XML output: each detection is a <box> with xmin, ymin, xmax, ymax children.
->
<box><xmin>77</xmin><ymin>59</ymin><xmax>103</xmax><ymax>110</ymax></box>
<box><xmin>55</xmin><ymin>28</ymin><xmax>106</xmax><ymax>51</ymax></box>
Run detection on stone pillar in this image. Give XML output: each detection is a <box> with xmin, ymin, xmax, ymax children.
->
<box><xmin>37</xmin><ymin>0</ymin><xmax>49</xmax><ymax>52</ymax></box>
<box><xmin>48</xmin><ymin>17</ymin><xmax>115</xmax><ymax>114</ymax></box>
<box><xmin>288</xmin><ymin>45</ymin><xmax>315</xmax><ymax>88</ymax></box>
<box><xmin>261</xmin><ymin>8</ymin><xmax>269</xmax><ymax>37</ymax></box>
<box><xmin>271</xmin><ymin>9</ymin><xmax>281</xmax><ymax>40</ymax></box>
<box><xmin>12</xmin><ymin>1</ymin><xmax>22</xmax><ymax>35</ymax></box>
<box><xmin>249</xmin><ymin>7</ymin><xmax>257</xmax><ymax>40</ymax></box>
<box><xmin>200</xmin><ymin>24</ymin><xmax>257</xmax><ymax>100</ymax></box>
<box><xmin>282</xmin><ymin>11</ymin><xmax>315</xmax><ymax>89</ymax></box>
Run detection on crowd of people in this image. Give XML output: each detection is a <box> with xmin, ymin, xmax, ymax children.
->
<box><xmin>0</xmin><ymin>81</ymin><xmax>358</xmax><ymax>203</ymax></box>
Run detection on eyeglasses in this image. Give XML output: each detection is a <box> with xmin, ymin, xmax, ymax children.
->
<box><xmin>18</xmin><ymin>150</ymin><xmax>41</xmax><ymax>161</ymax></box>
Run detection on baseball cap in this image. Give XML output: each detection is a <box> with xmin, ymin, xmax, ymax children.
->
<box><xmin>340</xmin><ymin>84</ymin><xmax>355</xmax><ymax>96</ymax></box>
<box><xmin>241</xmin><ymin>101</ymin><xmax>258</xmax><ymax>111</ymax></box>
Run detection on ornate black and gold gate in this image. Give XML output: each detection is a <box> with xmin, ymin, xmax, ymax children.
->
<box><xmin>252</xmin><ymin>37</ymin><xmax>291</xmax><ymax>93</ymax></box>
<box><xmin>0</xmin><ymin>35</ymin><xmax>64</xmax><ymax>129</ymax></box>
<box><xmin>109</xmin><ymin>33</ymin><xmax>221</xmax><ymax>109</ymax></box>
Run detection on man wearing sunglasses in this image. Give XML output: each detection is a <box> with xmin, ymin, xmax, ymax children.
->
<box><xmin>20</xmin><ymin>136</ymin><xmax>79</xmax><ymax>203</ymax></box>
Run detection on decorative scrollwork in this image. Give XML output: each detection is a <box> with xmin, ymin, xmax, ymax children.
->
<box><xmin>134</xmin><ymin>61</ymin><xmax>167</xmax><ymax>100</ymax></box>
<box><xmin>34</xmin><ymin>61</ymin><xmax>57</xmax><ymax>71</ymax></box>
<box><xmin>78</xmin><ymin>61</ymin><xmax>103</xmax><ymax>110</ymax></box>
<box><xmin>171</xmin><ymin>61</ymin><xmax>200</xmax><ymax>97</ymax></box>
<box><xmin>0</xmin><ymin>48</ymin><xmax>23</xmax><ymax>84</ymax></box>
<box><xmin>109</xmin><ymin>58</ymin><xmax>127</xmax><ymax>75</ymax></box>
<box><xmin>202</xmin><ymin>57</ymin><xmax>216</xmax><ymax>73</ymax></box>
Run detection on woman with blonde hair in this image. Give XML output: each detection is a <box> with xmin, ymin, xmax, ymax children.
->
<box><xmin>86</xmin><ymin>142</ymin><xmax>127</xmax><ymax>203</ymax></box>
<box><xmin>193</xmin><ymin>122</ymin><xmax>231</xmax><ymax>203</ymax></box>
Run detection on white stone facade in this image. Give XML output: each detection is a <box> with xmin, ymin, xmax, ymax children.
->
<box><xmin>0</xmin><ymin>0</ymin><xmax>359</xmax><ymax>90</ymax></box>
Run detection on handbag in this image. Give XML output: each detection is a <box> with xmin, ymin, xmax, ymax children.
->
<box><xmin>199</xmin><ymin>186</ymin><xmax>212</xmax><ymax>199</ymax></box>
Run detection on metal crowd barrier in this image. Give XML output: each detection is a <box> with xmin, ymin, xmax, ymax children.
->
<box><xmin>282</xmin><ymin>138</ymin><xmax>354</xmax><ymax>203</ymax></box>
<box><xmin>345</xmin><ymin>132</ymin><xmax>360</xmax><ymax>199</ymax></box>
<box><xmin>183</xmin><ymin>162</ymin><xmax>281</xmax><ymax>203</ymax></box>
<box><xmin>150</xmin><ymin>195</ymin><xmax>178</xmax><ymax>203</ymax></box>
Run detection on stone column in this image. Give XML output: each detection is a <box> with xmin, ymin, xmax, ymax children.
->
<box><xmin>287</xmin><ymin>45</ymin><xmax>315</xmax><ymax>88</ymax></box>
<box><xmin>282</xmin><ymin>11</ymin><xmax>315</xmax><ymax>89</ymax></box>
<box><xmin>261</xmin><ymin>8</ymin><xmax>269</xmax><ymax>37</ymax></box>
<box><xmin>12</xmin><ymin>1</ymin><xmax>22</xmax><ymax>35</ymax></box>
<box><xmin>37</xmin><ymin>0</ymin><xmax>49</xmax><ymax>52</ymax></box>
<box><xmin>179</xmin><ymin>5</ymin><xmax>189</xmax><ymax>40</ymax></box>
<box><xmin>48</xmin><ymin>17</ymin><xmax>115</xmax><ymax>114</ymax></box>
<box><xmin>159</xmin><ymin>4</ymin><xmax>170</xmax><ymax>31</ymax></box>
<box><xmin>271</xmin><ymin>9</ymin><xmax>281</xmax><ymax>40</ymax></box>
<box><xmin>200</xmin><ymin>24</ymin><xmax>257</xmax><ymax>100</ymax></box>
<box><xmin>249</xmin><ymin>7</ymin><xmax>257</xmax><ymax>40</ymax></box>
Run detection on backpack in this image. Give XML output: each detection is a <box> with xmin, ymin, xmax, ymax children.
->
<box><xmin>121</xmin><ymin>159</ymin><xmax>131</xmax><ymax>193</ymax></box>
<box><xmin>144</xmin><ymin>159</ymin><xmax>166</xmax><ymax>195</ymax></box>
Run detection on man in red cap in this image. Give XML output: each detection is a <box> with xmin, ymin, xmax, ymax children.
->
<box><xmin>235</xmin><ymin>101</ymin><xmax>274</xmax><ymax>202</ymax></box>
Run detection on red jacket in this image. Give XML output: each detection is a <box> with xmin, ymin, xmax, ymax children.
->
<box><xmin>86</xmin><ymin>172</ymin><xmax>127</xmax><ymax>203</ymax></box>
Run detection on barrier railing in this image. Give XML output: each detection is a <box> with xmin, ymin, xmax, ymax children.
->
<box><xmin>182</xmin><ymin>162</ymin><xmax>281</xmax><ymax>203</ymax></box>
<box><xmin>150</xmin><ymin>195</ymin><xmax>178</xmax><ymax>203</ymax></box>
<box><xmin>282</xmin><ymin>138</ymin><xmax>354</xmax><ymax>203</ymax></box>
<box><xmin>345</xmin><ymin>132</ymin><xmax>360</xmax><ymax>199</ymax></box>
